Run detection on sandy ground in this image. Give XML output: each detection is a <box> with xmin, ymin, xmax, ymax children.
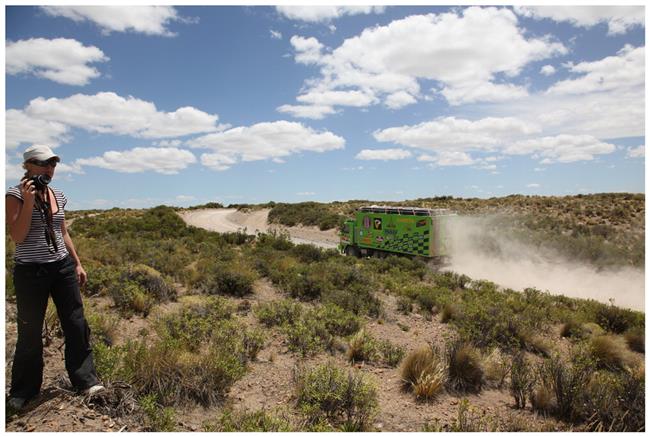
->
<box><xmin>178</xmin><ymin>209</ymin><xmax>339</xmax><ymax>249</ymax></box>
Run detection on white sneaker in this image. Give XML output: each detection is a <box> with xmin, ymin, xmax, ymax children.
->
<box><xmin>84</xmin><ymin>384</ymin><xmax>105</xmax><ymax>395</ymax></box>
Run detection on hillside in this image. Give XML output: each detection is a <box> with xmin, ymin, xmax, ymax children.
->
<box><xmin>5</xmin><ymin>195</ymin><xmax>645</xmax><ymax>432</ymax></box>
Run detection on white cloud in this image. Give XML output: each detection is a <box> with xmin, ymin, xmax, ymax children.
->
<box><xmin>276</xmin><ymin>104</ymin><xmax>336</xmax><ymax>120</ymax></box>
<box><xmin>6</xmin><ymin>38</ymin><xmax>108</xmax><ymax>86</ymax></box>
<box><xmin>297</xmin><ymin>89</ymin><xmax>376</xmax><ymax>107</ymax></box>
<box><xmin>76</xmin><ymin>147</ymin><xmax>197</xmax><ymax>174</ymax></box>
<box><xmin>375</xmin><ymin>116</ymin><xmax>618</xmax><ymax>165</ymax></box>
<box><xmin>540</xmin><ymin>65</ymin><xmax>556</xmax><ymax>76</ymax></box>
<box><xmin>355</xmin><ymin>148</ymin><xmax>412</xmax><ymax>161</ymax></box>
<box><xmin>297</xmin><ymin>191</ymin><xmax>316</xmax><ymax>196</ymax></box>
<box><xmin>547</xmin><ymin>45</ymin><xmax>644</xmax><ymax>96</ymax></box>
<box><xmin>527</xmin><ymin>183</ymin><xmax>541</xmax><ymax>188</ymax></box>
<box><xmin>626</xmin><ymin>145</ymin><xmax>645</xmax><ymax>158</ymax></box>
<box><xmin>23</xmin><ymin>92</ymin><xmax>221</xmax><ymax>138</ymax></box>
<box><xmin>5</xmin><ymin>158</ymin><xmax>25</xmax><ymax>181</ymax></box>
<box><xmin>384</xmin><ymin>91</ymin><xmax>417</xmax><ymax>109</ymax></box>
<box><xmin>514</xmin><ymin>6</ymin><xmax>644</xmax><ymax>35</ymax></box>
<box><xmin>6</xmin><ymin>109</ymin><xmax>70</xmax><ymax>149</ymax></box>
<box><xmin>270</xmin><ymin>29</ymin><xmax>282</xmax><ymax>40</ymax></box>
<box><xmin>188</xmin><ymin>121</ymin><xmax>345</xmax><ymax>170</ymax></box>
<box><xmin>276</xmin><ymin>6</ymin><xmax>385</xmax><ymax>23</ymax></box>
<box><xmin>41</xmin><ymin>6</ymin><xmax>185</xmax><ymax>36</ymax></box>
<box><xmin>282</xmin><ymin>7</ymin><xmax>567</xmax><ymax>117</ymax></box>
<box><xmin>505</xmin><ymin>134</ymin><xmax>616</xmax><ymax>163</ymax></box>
<box><xmin>290</xmin><ymin>36</ymin><xmax>325</xmax><ymax>65</ymax></box>
<box><xmin>374</xmin><ymin>116</ymin><xmax>540</xmax><ymax>152</ymax></box>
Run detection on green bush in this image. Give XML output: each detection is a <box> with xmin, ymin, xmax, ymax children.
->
<box><xmin>624</xmin><ymin>327</ymin><xmax>644</xmax><ymax>353</ymax></box>
<box><xmin>254</xmin><ymin>299</ymin><xmax>303</xmax><ymax>327</ymax></box>
<box><xmin>589</xmin><ymin>335</ymin><xmax>631</xmax><ymax>371</ymax></box>
<box><xmin>190</xmin><ymin>259</ymin><xmax>257</xmax><ymax>297</ymax></box>
<box><xmin>86</xmin><ymin>309</ymin><xmax>120</xmax><ymax>346</ymax></box>
<box><xmin>509</xmin><ymin>352</ymin><xmax>533</xmax><ymax>409</ymax></box>
<box><xmin>108</xmin><ymin>264</ymin><xmax>177</xmax><ymax>315</ymax></box>
<box><xmin>537</xmin><ymin>353</ymin><xmax>594</xmax><ymax>422</ymax></box>
<box><xmin>282</xmin><ymin>304</ymin><xmax>360</xmax><ymax>356</ymax></box>
<box><xmin>594</xmin><ymin>304</ymin><xmax>643</xmax><ymax>334</ymax></box>
<box><xmin>295</xmin><ymin>362</ymin><xmax>378</xmax><ymax>431</ymax></box>
<box><xmin>139</xmin><ymin>394</ymin><xmax>176</xmax><ymax>432</ymax></box>
<box><xmin>582</xmin><ymin>368</ymin><xmax>645</xmax><ymax>431</ymax></box>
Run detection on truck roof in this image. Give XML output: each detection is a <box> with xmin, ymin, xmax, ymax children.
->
<box><xmin>358</xmin><ymin>205</ymin><xmax>455</xmax><ymax>216</ymax></box>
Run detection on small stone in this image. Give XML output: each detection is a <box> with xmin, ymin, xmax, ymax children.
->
<box><xmin>102</xmin><ymin>415</ymin><xmax>109</xmax><ymax>421</ymax></box>
<box><xmin>375</xmin><ymin>423</ymin><xmax>384</xmax><ymax>429</ymax></box>
<box><xmin>26</xmin><ymin>425</ymin><xmax>36</xmax><ymax>432</ymax></box>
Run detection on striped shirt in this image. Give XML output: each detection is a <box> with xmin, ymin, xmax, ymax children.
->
<box><xmin>6</xmin><ymin>185</ymin><xmax>69</xmax><ymax>264</ymax></box>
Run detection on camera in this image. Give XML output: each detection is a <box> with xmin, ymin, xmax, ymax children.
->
<box><xmin>30</xmin><ymin>174</ymin><xmax>51</xmax><ymax>190</ymax></box>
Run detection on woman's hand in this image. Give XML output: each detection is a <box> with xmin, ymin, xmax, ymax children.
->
<box><xmin>20</xmin><ymin>178</ymin><xmax>37</xmax><ymax>207</ymax></box>
<box><xmin>76</xmin><ymin>264</ymin><xmax>87</xmax><ymax>287</ymax></box>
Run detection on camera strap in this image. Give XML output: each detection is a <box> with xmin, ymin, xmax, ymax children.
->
<box><xmin>35</xmin><ymin>189</ymin><xmax>58</xmax><ymax>254</ymax></box>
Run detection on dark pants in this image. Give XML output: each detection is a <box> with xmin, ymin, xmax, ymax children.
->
<box><xmin>10</xmin><ymin>255</ymin><xmax>99</xmax><ymax>400</ymax></box>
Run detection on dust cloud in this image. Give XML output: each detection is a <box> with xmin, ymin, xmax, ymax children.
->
<box><xmin>442</xmin><ymin>215</ymin><xmax>645</xmax><ymax>311</ymax></box>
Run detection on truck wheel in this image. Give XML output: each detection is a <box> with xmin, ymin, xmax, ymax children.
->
<box><xmin>345</xmin><ymin>246</ymin><xmax>359</xmax><ymax>257</ymax></box>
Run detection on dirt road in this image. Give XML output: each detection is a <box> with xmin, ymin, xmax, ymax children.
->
<box><xmin>178</xmin><ymin>208</ymin><xmax>340</xmax><ymax>249</ymax></box>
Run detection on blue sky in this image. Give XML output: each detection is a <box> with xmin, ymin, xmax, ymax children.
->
<box><xmin>4</xmin><ymin>5</ymin><xmax>645</xmax><ymax>210</ymax></box>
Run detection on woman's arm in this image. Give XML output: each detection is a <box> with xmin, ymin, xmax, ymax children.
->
<box><xmin>62</xmin><ymin>219</ymin><xmax>87</xmax><ymax>287</ymax></box>
<box><xmin>6</xmin><ymin>179</ymin><xmax>36</xmax><ymax>243</ymax></box>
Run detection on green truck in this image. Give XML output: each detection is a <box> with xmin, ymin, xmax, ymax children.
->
<box><xmin>338</xmin><ymin>205</ymin><xmax>455</xmax><ymax>262</ymax></box>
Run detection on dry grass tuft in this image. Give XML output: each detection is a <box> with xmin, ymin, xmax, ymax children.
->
<box><xmin>401</xmin><ymin>345</ymin><xmax>446</xmax><ymax>400</ymax></box>
<box><xmin>590</xmin><ymin>335</ymin><xmax>632</xmax><ymax>371</ymax></box>
<box><xmin>447</xmin><ymin>341</ymin><xmax>484</xmax><ymax>393</ymax></box>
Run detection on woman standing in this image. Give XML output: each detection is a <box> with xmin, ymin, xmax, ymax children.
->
<box><xmin>6</xmin><ymin>145</ymin><xmax>103</xmax><ymax>411</ymax></box>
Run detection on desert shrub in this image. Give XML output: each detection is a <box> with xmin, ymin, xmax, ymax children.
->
<box><xmin>109</xmin><ymin>281</ymin><xmax>153</xmax><ymax>316</ymax></box>
<box><xmin>624</xmin><ymin>327</ymin><xmax>644</xmax><ymax>353</ymax></box>
<box><xmin>560</xmin><ymin>319</ymin><xmax>588</xmax><ymax>340</ymax></box>
<box><xmin>530</xmin><ymin>384</ymin><xmax>556</xmax><ymax>415</ymax></box>
<box><xmin>447</xmin><ymin>341</ymin><xmax>484</xmax><ymax>393</ymax></box>
<box><xmin>207</xmin><ymin>408</ymin><xmax>292</xmax><ymax>432</ymax></box>
<box><xmin>594</xmin><ymin>303</ymin><xmax>643</xmax><ymax>334</ymax></box>
<box><xmin>255</xmin><ymin>230</ymin><xmax>294</xmax><ymax>251</ymax></box>
<box><xmin>347</xmin><ymin>329</ymin><xmax>378</xmax><ymax>363</ymax></box>
<box><xmin>321</xmin><ymin>285</ymin><xmax>382</xmax><ymax>317</ymax></box>
<box><xmin>537</xmin><ymin>353</ymin><xmax>594</xmax><ymax>422</ymax></box>
<box><xmin>268</xmin><ymin>202</ymin><xmax>342</xmax><ymax>231</ymax></box>
<box><xmin>589</xmin><ymin>335</ymin><xmax>631</xmax><ymax>371</ymax></box>
<box><xmin>92</xmin><ymin>342</ymin><xmax>131</xmax><ymax>384</ymax></box>
<box><xmin>121</xmin><ymin>333</ymin><xmax>248</xmax><ymax>406</ymax></box>
<box><xmin>377</xmin><ymin>339</ymin><xmax>406</xmax><ymax>367</ymax></box>
<box><xmin>401</xmin><ymin>345</ymin><xmax>446</xmax><ymax>400</ymax></box>
<box><xmin>482</xmin><ymin>347</ymin><xmax>510</xmax><ymax>389</ymax></box>
<box><xmin>434</xmin><ymin>271</ymin><xmax>471</xmax><ymax>290</ymax></box>
<box><xmin>582</xmin><ymin>368</ymin><xmax>645</xmax><ymax>432</ymax></box>
<box><xmin>440</xmin><ymin>303</ymin><xmax>461</xmax><ymax>323</ymax></box>
<box><xmin>192</xmin><ymin>260</ymin><xmax>257</xmax><ymax>297</ymax></box>
<box><xmin>108</xmin><ymin>264</ymin><xmax>177</xmax><ymax>315</ymax></box>
<box><xmin>294</xmin><ymin>362</ymin><xmax>378</xmax><ymax>431</ymax></box>
<box><xmin>346</xmin><ymin>330</ymin><xmax>404</xmax><ymax>367</ymax></box>
<box><xmin>83</xmin><ymin>264</ymin><xmax>121</xmax><ymax>296</ymax></box>
<box><xmin>254</xmin><ymin>299</ymin><xmax>303</xmax><ymax>327</ymax></box>
<box><xmin>396</xmin><ymin>296</ymin><xmax>413</xmax><ymax>314</ymax></box>
<box><xmin>283</xmin><ymin>304</ymin><xmax>360</xmax><ymax>356</ymax></box>
<box><xmin>86</xmin><ymin>309</ymin><xmax>120</xmax><ymax>346</ymax></box>
<box><xmin>291</xmin><ymin>243</ymin><xmax>326</xmax><ymax>263</ymax></box>
<box><xmin>139</xmin><ymin>394</ymin><xmax>176</xmax><ymax>432</ymax></box>
<box><xmin>510</xmin><ymin>352</ymin><xmax>533</xmax><ymax>409</ymax></box>
<box><xmin>155</xmin><ymin>297</ymin><xmax>235</xmax><ymax>351</ymax></box>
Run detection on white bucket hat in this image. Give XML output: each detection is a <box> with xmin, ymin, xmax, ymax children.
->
<box><xmin>23</xmin><ymin>145</ymin><xmax>60</xmax><ymax>163</ymax></box>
